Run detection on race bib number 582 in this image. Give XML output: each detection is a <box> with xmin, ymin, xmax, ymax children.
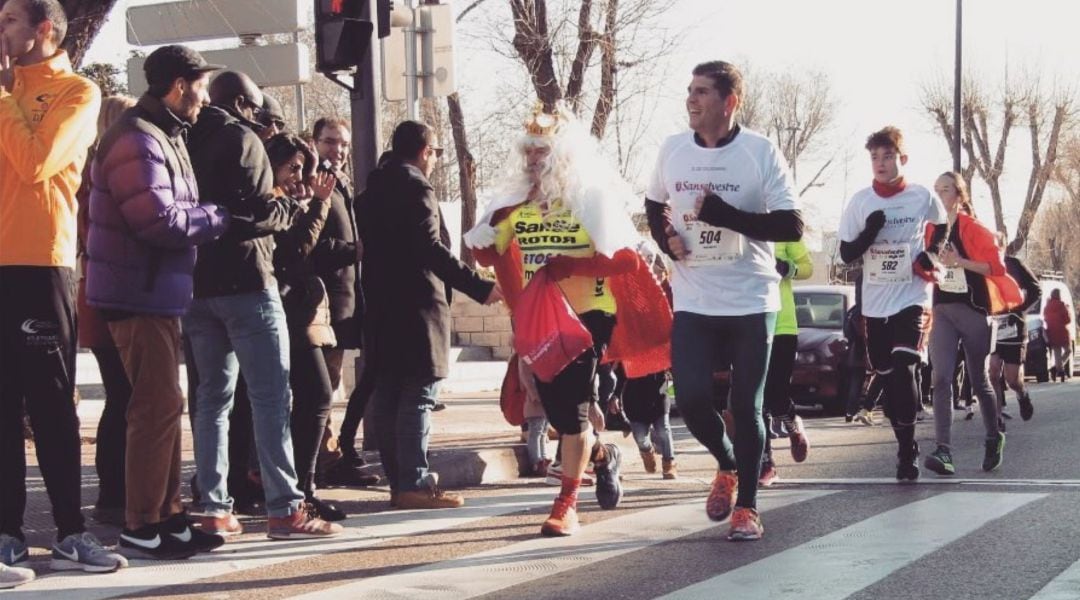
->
<box><xmin>866</xmin><ymin>243</ymin><xmax>911</xmax><ymax>284</ymax></box>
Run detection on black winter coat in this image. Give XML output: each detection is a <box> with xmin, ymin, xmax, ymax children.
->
<box><xmin>358</xmin><ymin>155</ymin><xmax>493</xmax><ymax>379</ymax></box>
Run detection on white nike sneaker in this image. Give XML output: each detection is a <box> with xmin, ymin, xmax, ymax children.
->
<box><xmin>52</xmin><ymin>532</ymin><xmax>129</xmax><ymax>572</ymax></box>
<box><xmin>0</xmin><ymin>563</ymin><xmax>35</xmax><ymax>589</ymax></box>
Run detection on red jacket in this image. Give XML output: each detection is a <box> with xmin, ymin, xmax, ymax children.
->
<box><xmin>1044</xmin><ymin>297</ymin><xmax>1072</xmax><ymax>348</ymax></box>
<box><xmin>475</xmin><ymin>205</ymin><xmax>672</xmax><ymax>378</ymax></box>
<box><xmin>926</xmin><ymin>213</ymin><xmax>1022</xmax><ymax>314</ymax></box>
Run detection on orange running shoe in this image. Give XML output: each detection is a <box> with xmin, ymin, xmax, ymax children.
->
<box><xmin>727</xmin><ymin>507</ymin><xmax>764</xmax><ymax>541</ymax></box>
<box><xmin>706</xmin><ymin>470</ymin><xmax>738</xmax><ymax>521</ymax></box>
<box><xmin>540</xmin><ymin>496</ymin><xmax>580</xmax><ymax>537</ymax></box>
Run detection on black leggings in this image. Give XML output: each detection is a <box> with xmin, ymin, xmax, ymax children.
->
<box><xmin>339</xmin><ymin>353</ymin><xmax>375</xmax><ymax>454</ymax></box>
<box><xmin>534</xmin><ymin>311</ymin><xmax>615</xmax><ymax>436</ymax></box>
<box><xmin>289</xmin><ymin>343</ymin><xmax>334</xmax><ymax>496</ymax></box>
<box><xmin>92</xmin><ymin>345</ymin><xmax>131</xmax><ymax>509</ymax></box>
<box><xmin>763</xmin><ymin>334</ymin><xmax>797</xmax><ymax>420</ymax></box>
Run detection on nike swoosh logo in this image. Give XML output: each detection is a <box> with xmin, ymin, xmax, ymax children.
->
<box><xmin>232</xmin><ymin>214</ymin><xmax>256</xmax><ymax>222</ymax></box>
<box><xmin>54</xmin><ymin>546</ymin><xmax>79</xmax><ymax>562</ymax></box>
<box><xmin>7</xmin><ymin>548</ymin><xmax>27</xmax><ymax>563</ymax></box>
<box><xmin>171</xmin><ymin>527</ymin><xmax>193</xmax><ymax>543</ymax></box>
<box><xmin>121</xmin><ymin>533</ymin><xmax>162</xmax><ymax>549</ymax></box>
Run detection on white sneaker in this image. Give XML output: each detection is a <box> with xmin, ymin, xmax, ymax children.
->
<box><xmin>854</xmin><ymin>408</ymin><xmax>875</xmax><ymax>426</ymax></box>
<box><xmin>542</xmin><ymin>461</ymin><xmax>594</xmax><ymax>486</ymax></box>
<box><xmin>0</xmin><ymin>563</ymin><xmax>35</xmax><ymax>589</ymax></box>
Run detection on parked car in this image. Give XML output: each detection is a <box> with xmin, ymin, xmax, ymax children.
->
<box><xmin>790</xmin><ymin>284</ymin><xmax>856</xmax><ymax>414</ymax></box>
<box><xmin>1024</xmin><ymin>276</ymin><xmax>1076</xmax><ymax>382</ymax></box>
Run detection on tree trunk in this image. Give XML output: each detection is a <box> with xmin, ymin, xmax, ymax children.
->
<box><xmin>510</xmin><ymin>0</ymin><xmax>563</xmax><ymax>110</ymax></box>
<box><xmin>1009</xmin><ymin>102</ymin><xmax>1070</xmax><ymax>255</ymax></box>
<box><xmin>59</xmin><ymin>0</ymin><xmax>120</xmax><ymax>68</ymax></box>
<box><xmin>564</xmin><ymin>0</ymin><xmax>596</xmax><ymax>114</ymax></box>
<box><xmin>447</xmin><ymin>92</ymin><xmax>478</xmax><ymax>267</ymax></box>
<box><xmin>589</xmin><ymin>0</ymin><xmax>618</xmax><ymax>139</ymax></box>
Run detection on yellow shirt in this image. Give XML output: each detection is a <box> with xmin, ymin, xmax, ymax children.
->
<box><xmin>0</xmin><ymin>51</ymin><xmax>100</xmax><ymax>268</ymax></box>
<box><xmin>494</xmin><ymin>201</ymin><xmax>616</xmax><ymax>315</ymax></box>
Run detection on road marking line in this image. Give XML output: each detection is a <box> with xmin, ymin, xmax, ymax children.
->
<box><xmin>659</xmin><ymin>491</ymin><xmax>1045</xmax><ymax>600</ymax></box>
<box><xmin>1029</xmin><ymin>557</ymin><xmax>1080</xmax><ymax>600</ymax></box>
<box><xmin>295</xmin><ymin>489</ymin><xmax>835</xmax><ymax>600</ymax></box>
<box><xmin>11</xmin><ymin>488</ymin><xmax>561</xmax><ymax>599</ymax></box>
<box><xmin>780</xmin><ymin>478</ymin><xmax>1080</xmax><ymax>487</ymax></box>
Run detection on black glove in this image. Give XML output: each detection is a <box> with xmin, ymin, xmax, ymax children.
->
<box><xmin>697</xmin><ymin>193</ymin><xmax>736</xmax><ymax>227</ymax></box>
<box><xmin>915</xmin><ymin>251</ymin><xmax>934</xmax><ymax>271</ymax></box>
<box><xmin>865</xmin><ymin>210</ymin><xmax>886</xmax><ymax>234</ymax></box>
<box><xmin>775</xmin><ymin>259</ymin><xmax>791</xmax><ymax>278</ymax></box>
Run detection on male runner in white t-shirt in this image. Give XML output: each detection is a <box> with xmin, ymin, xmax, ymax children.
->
<box><xmin>838</xmin><ymin>126</ymin><xmax>947</xmax><ymax>481</ymax></box>
<box><xmin>645</xmin><ymin>60</ymin><xmax>803</xmax><ymax>542</ymax></box>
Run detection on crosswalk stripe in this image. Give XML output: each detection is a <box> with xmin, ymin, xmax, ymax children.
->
<box><xmin>294</xmin><ymin>489</ymin><xmax>835</xmax><ymax>600</ymax></box>
<box><xmin>780</xmin><ymin>478</ymin><xmax>1080</xmax><ymax>488</ymax></box>
<box><xmin>659</xmin><ymin>491</ymin><xmax>1045</xmax><ymax>600</ymax></box>
<box><xmin>1029</xmin><ymin>557</ymin><xmax>1080</xmax><ymax>599</ymax></box>
<box><xmin>11</xmin><ymin>488</ymin><xmax>560</xmax><ymax>599</ymax></box>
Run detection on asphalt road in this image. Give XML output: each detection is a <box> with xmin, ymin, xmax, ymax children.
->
<box><xmin>9</xmin><ymin>379</ymin><xmax>1080</xmax><ymax>599</ymax></box>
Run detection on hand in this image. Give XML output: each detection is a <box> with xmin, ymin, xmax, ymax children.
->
<box><xmin>484</xmin><ymin>283</ymin><xmax>504</xmax><ymax>305</ymax></box>
<box><xmin>543</xmin><ymin>255</ymin><xmax>578</xmax><ymax>282</ymax></box>
<box><xmin>939</xmin><ymin>245</ymin><xmax>961</xmax><ymax>268</ymax></box>
<box><xmin>0</xmin><ymin>38</ymin><xmax>13</xmax><ymax>93</ymax></box>
<box><xmin>665</xmin><ymin>224</ymin><xmax>689</xmax><ymax>260</ymax></box>
<box><xmin>466</xmin><ymin>223</ymin><xmax>498</xmax><ymax>249</ymax></box>
<box><xmin>865</xmin><ymin>210</ymin><xmax>886</xmax><ymax>233</ymax></box>
<box><xmin>283</xmin><ymin>180</ymin><xmax>313</xmax><ymax>203</ymax></box>
<box><xmin>310</xmin><ymin>170</ymin><xmax>336</xmax><ymax>201</ymax></box>
<box><xmin>775</xmin><ymin>258</ymin><xmax>791</xmax><ymax>278</ymax></box>
<box><xmin>588</xmin><ymin>401</ymin><xmax>606</xmax><ymax>432</ymax></box>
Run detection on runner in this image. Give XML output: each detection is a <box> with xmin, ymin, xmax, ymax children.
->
<box><xmin>466</xmin><ymin>104</ymin><xmax>671</xmax><ymax>537</ymax></box>
<box><xmin>645</xmin><ymin>60</ymin><xmax>803</xmax><ymax>541</ymax></box>
<box><xmin>838</xmin><ymin>127</ymin><xmax>947</xmax><ymax>482</ymax></box>
<box><xmin>923</xmin><ymin>172</ymin><xmax>1022</xmax><ymax>475</ymax></box>
<box><xmin>989</xmin><ymin>240</ymin><xmax>1041</xmax><ymax>422</ymax></box>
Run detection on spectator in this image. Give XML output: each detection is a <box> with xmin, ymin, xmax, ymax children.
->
<box><xmin>0</xmin><ymin>0</ymin><xmax>126</xmax><ymax>582</ymax></box>
<box><xmin>185</xmin><ymin>70</ymin><xmax>340</xmax><ymax>539</ymax></box>
<box><xmin>75</xmin><ymin>94</ymin><xmax>136</xmax><ymax>528</ymax></box>
<box><xmin>359</xmin><ymin>120</ymin><xmax>501</xmax><ymax>509</ymax></box>
<box><xmin>257</xmin><ymin>93</ymin><xmax>286</xmax><ymax>142</ymax></box>
<box><xmin>1044</xmin><ymin>289</ymin><xmax>1072</xmax><ymax>383</ymax></box>
<box><xmin>87</xmin><ymin>44</ymin><xmax>232</xmax><ymax>559</ymax></box>
<box><xmin>264</xmin><ymin>132</ymin><xmax>348</xmax><ymax>521</ymax></box>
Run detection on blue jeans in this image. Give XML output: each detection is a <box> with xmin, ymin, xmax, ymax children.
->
<box><xmin>373</xmin><ymin>374</ymin><xmax>441</xmax><ymax>492</ymax></box>
<box><xmin>672</xmin><ymin>311</ymin><xmax>775</xmax><ymax>510</ymax></box>
<box><xmin>630</xmin><ymin>415</ymin><xmax>674</xmax><ymax>461</ymax></box>
<box><xmin>183</xmin><ymin>288</ymin><xmax>303</xmax><ymax>518</ymax></box>
<box><xmin>525</xmin><ymin>416</ymin><xmax>550</xmax><ymax>465</ymax></box>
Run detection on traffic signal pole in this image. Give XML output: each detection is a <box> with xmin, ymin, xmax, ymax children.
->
<box><xmin>351</xmin><ymin>0</ymin><xmax>383</xmax><ymax>191</ymax></box>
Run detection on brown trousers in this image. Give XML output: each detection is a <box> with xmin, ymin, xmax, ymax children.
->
<box><xmin>109</xmin><ymin>316</ymin><xmax>184</xmax><ymax>529</ymax></box>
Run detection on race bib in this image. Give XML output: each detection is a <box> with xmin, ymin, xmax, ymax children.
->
<box><xmin>996</xmin><ymin>318</ymin><xmax>1019</xmax><ymax>341</ymax></box>
<box><xmin>938</xmin><ymin>266</ymin><xmax>968</xmax><ymax>294</ymax></box>
<box><xmin>865</xmin><ymin>243</ymin><xmax>911</xmax><ymax>284</ymax></box>
<box><xmin>679</xmin><ymin>210</ymin><xmax>744</xmax><ymax>267</ymax></box>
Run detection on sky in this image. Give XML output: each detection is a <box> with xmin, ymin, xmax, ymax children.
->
<box><xmin>86</xmin><ymin>0</ymin><xmax>1080</xmax><ymax>249</ymax></box>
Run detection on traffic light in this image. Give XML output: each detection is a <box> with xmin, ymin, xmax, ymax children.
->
<box><xmin>315</xmin><ymin>0</ymin><xmax>375</xmax><ymax>73</ymax></box>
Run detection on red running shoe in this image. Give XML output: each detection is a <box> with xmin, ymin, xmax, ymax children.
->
<box><xmin>706</xmin><ymin>470</ymin><xmax>738</xmax><ymax>522</ymax></box>
<box><xmin>540</xmin><ymin>496</ymin><xmax>579</xmax><ymax>537</ymax></box>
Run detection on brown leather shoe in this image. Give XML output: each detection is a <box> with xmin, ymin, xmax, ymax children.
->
<box><xmin>198</xmin><ymin>513</ymin><xmax>243</xmax><ymax>537</ymax></box>
<box><xmin>662</xmin><ymin>458</ymin><xmax>678</xmax><ymax>480</ymax></box>
<box><xmin>267</xmin><ymin>505</ymin><xmax>343</xmax><ymax>539</ymax></box>
<box><xmin>640</xmin><ymin>450</ymin><xmax>658</xmax><ymax>474</ymax></box>
<box><xmin>395</xmin><ymin>481</ymin><xmax>464</xmax><ymax>510</ymax></box>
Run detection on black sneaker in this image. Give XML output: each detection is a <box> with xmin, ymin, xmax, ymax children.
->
<box><xmin>160</xmin><ymin>513</ymin><xmax>225</xmax><ymax>553</ymax></box>
<box><xmin>594</xmin><ymin>443</ymin><xmax>623</xmax><ymax>510</ymax></box>
<box><xmin>320</xmin><ymin>464</ymin><xmax>380</xmax><ymax>488</ymax></box>
<box><xmin>339</xmin><ymin>448</ymin><xmax>367</xmax><ymax>468</ymax></box>
<box><xmin>896</xmin><ymin>442</ymin><xmax>920</xmax><ymax>482</ymax></box>
<box><xmin>119</xmin><ymin>523</ymin><xmax>198</xmax><ymax>561</ymax></box>
<box><xmin>924</xmin><ymin>445</ymin><xmax>956</xmax><ymax>476</ymax></box>
<box><xmin>307</xmin><ymin>496</ymin><xmax>347</xmax><ymax>522</ymax></box>
<box><xmin>1018</xmin><ymin>394</ymin><xmax>1034</xmax><ymax>421</ymax></box>
<box><xmin>982</xmin><ymin>433</ymin><xmax>1005</xmax><ymax>472</ymax></box>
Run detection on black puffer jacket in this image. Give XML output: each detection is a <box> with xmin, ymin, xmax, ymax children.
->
<box><xmin>187</xmin><ymin>105</ymin><xmax>296</xmax><ymax>298</ymax></box>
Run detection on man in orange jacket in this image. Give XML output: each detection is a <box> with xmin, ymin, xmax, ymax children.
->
<box><xmin>0</xmin><ymin>0</ymin><xmax>127</xmax><ymax>584</ymax></box>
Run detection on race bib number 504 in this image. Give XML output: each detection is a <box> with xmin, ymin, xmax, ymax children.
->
<box><xmin>679</xmin><ymin>209</ymin><xmax>744</xmax><ymax>267</ymax></box>
<box><xmin>866</xmin><ymin>243</ymin><xmax>911</xmax><ymax>284</ymax></box>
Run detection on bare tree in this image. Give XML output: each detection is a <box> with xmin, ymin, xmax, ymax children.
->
<box><xmin>58</xmin><ymin>0</ymin><xmax>120</xmax><ymax>67</ymax></box>
<box><xmin>921</xmin><ymin>69</ymin><xmax>1076</xmax><ymax>253</ymax></box>
<box><xmin>739</xmin><ymin>64</ymin><xmax>838</xmax><ymax>195</ymax></box>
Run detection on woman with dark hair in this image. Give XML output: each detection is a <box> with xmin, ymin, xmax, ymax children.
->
<box><xmin>925</xmin><ymin>172</ymin><xmax>1022</xmax><ymax>477</ymax></box>
<box><xmin>265</xmin><ymin>133</ymin><xmax>346</xmax><ymax>521</ymax></box>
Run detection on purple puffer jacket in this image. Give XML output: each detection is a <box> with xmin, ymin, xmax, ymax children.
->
<box><xmin>86</xmin><ymin>95</ymin><xmax>229</xmax><ymax>316</ymax></box>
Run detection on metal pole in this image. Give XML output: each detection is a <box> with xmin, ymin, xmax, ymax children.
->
<box><xmin>351</xmin><ymin>0</ymin><xmax>384</xmax><ymax>192</ymax></box>
<box><xmin>293</xmin><ymin>31</ymin><xmax>306</xmax><ymax>132</ymax></box>
<box><xmin>404</xmin><ymin>0</ymin><xmax>419</xmax><ymax>119</ymax></box>
<box><xmin>953</xmin><ymin>0</ymin><xmax>962</xmax><ymax>173</ymax></box>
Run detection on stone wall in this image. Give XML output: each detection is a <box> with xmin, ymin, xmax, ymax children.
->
<box><xmin>451</xmin><ymin>294</ymin><xmax>513</xmax><ymax>360</ymax></box>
